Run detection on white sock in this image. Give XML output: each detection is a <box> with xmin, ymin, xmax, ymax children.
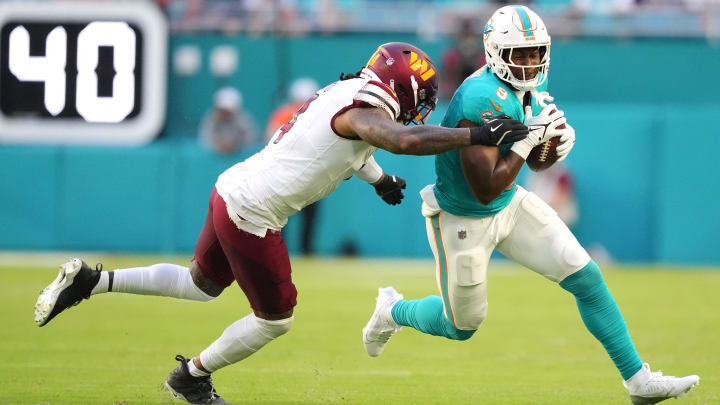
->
<box><xmin>199</xmin><ymin>314</ymin><xmax>293</xmax><ymax>373</ymax></box>
<box><xmin>186</xmin><ymin>358</ymin><xmax>211</xmax><ymax>377</ymax></box>
<box><xmin>90</xmin><ymin>272</ymin><xmax>109</xmax><ymax>295</ymax></box>
<box><xmin>625</xmin><ymin>363</ymin><xmax>650</xmax><ymax>387</ymax></box>
<box><xmin>91</xmin><ymin>263</ymin><xmax>214</xmax><ymax>301</ymax></box>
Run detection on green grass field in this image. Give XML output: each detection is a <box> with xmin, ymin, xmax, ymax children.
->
<box><xmin>1</xmin><ymin>254</ymin><xmax>718</xmax><ymax>405</ymax></box>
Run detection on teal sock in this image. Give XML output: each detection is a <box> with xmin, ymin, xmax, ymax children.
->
<box><xmin>559</xmin><ymin>260</ymin><xmax>643</xmax><ymax>380</ymax></box>
<box><xmin>391</xmin><ymin>295</ymin><xmax>475</xmax><ymax>341</ymax></box>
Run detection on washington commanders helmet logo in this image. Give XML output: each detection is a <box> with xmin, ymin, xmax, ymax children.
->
<box><xmin>408</xmin><ymin>52</ymin><xmax>435</xmax><ymax>81</ymax></box>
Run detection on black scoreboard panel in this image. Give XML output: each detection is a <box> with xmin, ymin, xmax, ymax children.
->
<box><xmin>0</xmin><ymin>2</ymin><xmax>167</xmax><ymax>145</ymax></box>
<box><xmin>1</xmin><ymin>22</ymin><xmax>143</xmax><ymax>121</ymax></box>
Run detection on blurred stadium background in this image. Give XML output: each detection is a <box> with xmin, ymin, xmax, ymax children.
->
<box><xmin>1</xmin><ymin>0</ymin><xmax>719</xmax><ymax>263</ymax></box>
<box><xmin>2</xmin><ymin>1</ymin><xmax>720</xmax><ymax>404</ymax></box>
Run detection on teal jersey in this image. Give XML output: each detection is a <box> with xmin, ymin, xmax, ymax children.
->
<box><xmin>434</xmin><ymin>66</ymin><xmax>548</xmax><ymax>217</ymax></box>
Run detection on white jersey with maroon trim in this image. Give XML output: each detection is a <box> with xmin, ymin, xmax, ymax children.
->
<box><xmin>215</xmin><ymin>72</ymin><xmax>400</xmax><ymax>235</ymax></box>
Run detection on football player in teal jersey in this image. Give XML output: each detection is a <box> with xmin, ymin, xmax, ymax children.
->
<box><xmin>362</xmin><ymin>5</ymin><xmax>700</xmax><ymax>404</ymax></box>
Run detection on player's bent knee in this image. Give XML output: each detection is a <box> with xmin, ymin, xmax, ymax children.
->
<box><xmin>442</xmin><ymin>310</ymin><xmax>481</xmax><ymax>340</ymax></box>
<box><xmin>456</xmin><ymin>314</ymin><xmax>485</xmax><ymax>332</ymax></box>
<box><xmin>190</xmin><ymin>261</ymin><xmax>225</xmax><ymax>298</ymax></box>
<box><xmin>254</xmin><ymin>314</ymin><xmax>293</xmax><ymax>338</ymax></box>
<box><xmin>447</xmin><ymin>327</ymin><xmax>476</xmax><ymax>341</ymax></box>
<box><xmin>454</xmin><ymin>304</ymin><xmax>487</xmax><ymax>331</ymax></box>
<box><xmin>559</xmin><ymin>260</ymin><xmax>605</xmax><ymax>298</ymax></box>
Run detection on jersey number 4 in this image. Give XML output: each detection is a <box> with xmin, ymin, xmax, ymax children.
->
<box><xmin>274</xmin><ymin>94</ymin><xmax>319</xmax><ymax>144</ymax></box>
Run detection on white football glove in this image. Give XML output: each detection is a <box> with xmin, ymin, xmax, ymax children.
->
<box><xmin>510</xmin><ymin>104</ymin><xmax>566</xmax><ymax>160</ymax></box>
<box><xmin>556</xmin><ymin>123</ymin><xmax>575</xmax><ymax>162</ymax></box>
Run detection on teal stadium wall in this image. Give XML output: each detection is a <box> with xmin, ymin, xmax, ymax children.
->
<box><xmin>1</xmin><ymin>34</ymin><xmax>719</xmax><ymax>263</ymax></box>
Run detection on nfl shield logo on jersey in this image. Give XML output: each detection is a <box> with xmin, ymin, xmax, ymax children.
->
<box><xmin>458</xmin><ymin>229</ymin><xmax>467</xmax><ymax>240</ymax></box>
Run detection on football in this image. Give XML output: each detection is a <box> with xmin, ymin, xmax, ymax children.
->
<box><xmin>526</xmin><ymin>110</ymin><xmax>565</xmax><ymax>172</ymax></box>
<box><xmin>526</xmin><ymin>135</ymin><xmax>561</xmax><ymax>172</ymax></box>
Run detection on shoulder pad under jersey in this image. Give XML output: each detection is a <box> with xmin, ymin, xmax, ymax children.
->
<box><xmin>460</xmin><ymin>77</ymin><xmax>522</xmax><ymax>123</ymax></box>
<box><xmin>353</xmin><ymin>80</ymin><xmax>401</xmax><ymax>121</ymax></box>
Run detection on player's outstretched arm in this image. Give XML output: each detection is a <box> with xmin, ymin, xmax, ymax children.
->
<box><xmin>334</xmin><ymin>107</ymin><xmax>528</xmax><ymax>156</ymax></box>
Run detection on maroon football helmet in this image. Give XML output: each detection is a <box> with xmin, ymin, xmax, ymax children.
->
<box><xmin>365</xmin><ymin>42</ymin><xmax>439</xmax><ymax>125</ymax></box>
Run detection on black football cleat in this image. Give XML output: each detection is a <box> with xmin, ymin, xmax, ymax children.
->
<box><xmin>165</xmin><ymin>355</ymin><xmax>231</xmax><ymax>405</ymax></box>
<box><xmin>34</xmin><ymin>258</ymin><xmax>102</xmax><ymax>327</ymax></box>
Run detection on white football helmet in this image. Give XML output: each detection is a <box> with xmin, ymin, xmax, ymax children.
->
<box><xmin>483</xmin><ymin>5</ymin><xmax>551</xmax><ymax>91</ymax></box>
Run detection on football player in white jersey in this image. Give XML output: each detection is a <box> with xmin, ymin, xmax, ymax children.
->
<box><xmin>33</xmin><ymin>42</ymin><xmax>530</xmax><ymax>404</ymax></box>
<box><xmin>361</xmin><ymin>8</ymin><xmax>700</xmax><ymax>405</ymax></box>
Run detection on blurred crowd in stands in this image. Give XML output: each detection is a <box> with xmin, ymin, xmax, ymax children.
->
<box><xmin>200</xmin><ymin>87</ymin><xmax>257</xmax><ymax>155</ymax></box>
<box><xmin>151</xmin><ymin>0</ymin><xmax>720</xmax><ymax>38</ymax></box>
<box><xmin>5</xmin><ymin>0</ymin><xmax>717</xmax><ymax>37</ymax></box>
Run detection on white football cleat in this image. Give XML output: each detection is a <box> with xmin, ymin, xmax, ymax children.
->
<box><xmin>362</xmin><ymin>286</ymin><xmax>403</xmax><ymax>357</ymax></box>
<box><xmin>623</xmin><ymin>363</ymin><xmax>700</xmax><ymax>404</ymax></box>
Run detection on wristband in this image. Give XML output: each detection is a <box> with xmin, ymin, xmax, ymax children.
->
<box><xmin>355</xmin><ymin>156</ymin><xmax>384</xmax><ymax>184</ymax></box>
<box><xmin>469</xmin><ymin>126</ymin><xmax>486</xmax><ymax>146</ymax></box>
<box><xmin>510</xmin><ymin>138</ymin><xmax>533</xmax><ymax>160</ymax></box>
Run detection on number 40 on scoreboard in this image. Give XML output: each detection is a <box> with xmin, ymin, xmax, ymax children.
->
<box><xmin>0</xmin><ymin>2</ymin><xmax>167</xmax><ymax>145</ymax></box>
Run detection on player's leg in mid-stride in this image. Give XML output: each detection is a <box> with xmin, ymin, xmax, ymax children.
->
<box><xmin>164</xmin><ymin>189</ymin><xmax>296</xmax><ymax>404</ymax></box>
<box><xmin>364</xmin><ymin>187</ymin><xmax>699</xmax><ymax>404</ymax></box>
<box><xmin>498</xmin><ymin>188</ymin><xmax>699</xmax><ymax>403</ymax></box>
<box><xmin>363</xmin><ymin>199</ymin><xmax>487</xmax><ymax>355</ymax></box>
<box><xmin>34</xmin><ymin>258</ymin><xmax>219</xmax><ymax>328</ymax></box>
<box><xmin>34</xmin><ymin>188</ymin><xmax>297</xmax><ymax>405</ymax></box>
<box><xmin>34</xmin><ymin>188</ymin><xmax>230</xmax><ymax>327</ymax></box>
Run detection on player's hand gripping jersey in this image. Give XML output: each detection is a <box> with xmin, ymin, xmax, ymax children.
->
<box><xmin>433</xmin><ymin>65</ymin><xmax>548</xmax><ymax>217</ymax></box>
<box><xmin>215</xmin><ymin>74</ymin><xmax>400</xmax><ymax>236</ymax></box>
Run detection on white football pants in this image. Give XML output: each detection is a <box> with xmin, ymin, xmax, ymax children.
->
<box><xmin>421</xmin><ymin>185</ymin><xmax>591</xmax><ymax>331</ymax></box>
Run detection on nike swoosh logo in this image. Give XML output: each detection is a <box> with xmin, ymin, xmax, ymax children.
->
<box><xmin>489</xmin><ymin>98</ymin><xmax>502</xmax><ymax>111</ymax></box>
<box><xmin>490</xmin><ymin>124</ymin><xmax>501</xmax><ymax>132</ymax></box>
<box><xmin>495</xmin><ymin>130</ymin><xmax>508</xmax><ymax>146</ymax></box>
